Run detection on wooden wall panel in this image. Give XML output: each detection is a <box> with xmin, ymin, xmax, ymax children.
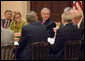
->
<box><xmin>30</xmin><ymin>1</ymin><xmax>72</xmax><ymax>22</ymax></box>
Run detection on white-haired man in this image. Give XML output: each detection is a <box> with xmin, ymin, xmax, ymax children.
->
<box><xmin>52</xmin><ymin>11</ymin><xmax>81</xmax><ymax>60</ymax></box>
<box><xmin>71</xmin><ymin>9</ymin><xmax>84</xmax><ymax>60</ymax></box>
<box><xmin>39</xmin><ymin>7</ymin><xmax>56</xmax><ymax>38</ymax></box>
<box><xmin>59</xmin><ymin>7</ymin><xmax>73</xmax><ymax>29</ymax></box>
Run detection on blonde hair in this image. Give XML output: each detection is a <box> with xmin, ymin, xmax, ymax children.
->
<box><xmin>13</xmin><ymin>11</ymin><xmax>22</xmax><ymax>20</ymax></box>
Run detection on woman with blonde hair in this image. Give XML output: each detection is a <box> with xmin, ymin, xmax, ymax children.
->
<box><xmin>9</xmin><ymin>11</ymin><xmax>27</xmax><ymax>33</ymax></box>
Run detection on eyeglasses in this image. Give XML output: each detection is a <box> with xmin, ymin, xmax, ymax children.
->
<box><xmin>15</xmin><ymin>16</ymin><xmax>21</xmax><ymax>19</ymax></box>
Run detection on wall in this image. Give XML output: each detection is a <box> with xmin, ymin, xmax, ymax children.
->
<box><xmin>1</xmin><ymin>1</ymin><xmax>30</xmax><ymax>20</ymax></box>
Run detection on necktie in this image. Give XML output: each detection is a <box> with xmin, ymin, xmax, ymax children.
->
<box><xmin>42</xmin><ymin>21</ymin><xmax>45</xmax><ymax>25</ymax></box>
<box><xmin>4</xmin><ymin>21</ymin><xmax>8</xmax><ymax>29</ymax></box>
<box><xmin>42</xmin><ymin>22</ymin><xmax>45</xmax><ymax>25</ymax></box>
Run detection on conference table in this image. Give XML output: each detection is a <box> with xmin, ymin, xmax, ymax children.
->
<box><xmin>14</xmin><ymin>33</ymin><xmax>56</xmax><ymax>45</ymax></box>
<box><xmin>14</xmin><ymin>33</ymin><xmax>21</xmax><ymax>41</ymax></box>
<box><xmin>14</xmin><ymin>33</ymin><xmax>21</xmax><ymax>45</ymax></box>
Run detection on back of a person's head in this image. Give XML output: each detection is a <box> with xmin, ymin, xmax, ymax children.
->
<box><xmin>61</xmin><ymin>11</ymin><xmax>73</xmax><ymax>22</ymax></box>
<box><xmin>26</xmin><ymin>11</ymin><xmax>37</xmax><ymax>23</ymax></box>
<box><xmin>64</xmin><ymin>7</ymin><xmax>73</xmax><ymax>13</ymax></box>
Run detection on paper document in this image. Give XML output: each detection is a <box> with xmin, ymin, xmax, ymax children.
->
<box><xmin>47</xmin><ymin>37</ymin><xmax>55</xmax><ymax>45</ymax></box>
<box><xmin>14</xmin><ymin>41</ymin><xmax>19</xmax><ymax>45</ymax></box>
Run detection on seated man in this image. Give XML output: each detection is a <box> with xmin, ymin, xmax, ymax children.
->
<box><xmin>39</xmin><ymin>7</ymin><xmax>56</xmax><ymax>38</ymax></box>
<box><xmin>1</xmin><ymin>26</ymin><xmax>14</xmax><ymax>46</ymax></box>
<box><xmin>16</xmin><ymin>11</ymin><xmax>48</xmax><ymax>60</ymax></box>
<box><xmin>2</xmin><ymin>10</ymin><xmax>13</xmax><ymax>29</ymax></box>
<box><xmin>52</xmin><ymin>11</ymin><xmax>81</xmax><ymax>60</ymax></box>
<box><xmin>71</xmin><ymin>10</ymin><xmax>84</xmax><ymax>60</ymax></box>
<box><xmin>59</xmin><ymin>7</ymin><xmax>73</xmax><ymax>29</ymax></box>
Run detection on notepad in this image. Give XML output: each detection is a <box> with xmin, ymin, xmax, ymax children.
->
<box><xmin>14</xmin><ymin>41</ymin><xmax>19</xmax><ymax>45</ymax></box>
<box><xmin>47</xmin><ymin>37</ymin><xmax>55</xmax><ymax>45</ymax></box>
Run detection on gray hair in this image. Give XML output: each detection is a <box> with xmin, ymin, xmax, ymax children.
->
<box><xmin>72</xmin><ymin>10</ymin><xmax>83</xmax><ymax>20</ymax></box>
<box><xmin>41</xmin><ymin>7</ymin><xmax>51</xmax><ymax>14</ymax></box>
<box><xmin>26</xmin><ymin>11</ymin><xmax>37</xmax><ymax>23</ymax></box>
<box><xmin>64</xmin><ymin>7</ymin><xmax>73</xmax><ymax>13</ymax></box>
<box><xmin>61</xmin><ymin>11</ymin><xmax>73</xmax><ymax>22</ymax></box>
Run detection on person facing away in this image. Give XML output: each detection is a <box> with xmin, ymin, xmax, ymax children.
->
<box><xmin>71</xmin><ymin>9</ymin><xmax>84</xmax><ymax>60</ymax></box>
<box><xmin>2</xmin><ymin>10</ymin><xmax>13</xmax><ymax>29</ymax></box>
<box><xmin>16</xmin><ymin>11</ymin><xmax>48</xmax><ymax>60</ymax></box>
<box><xmin>39</xmin><ymin>7</ymin><xmax>56</xmax><ymax>38</ymax></box>
<box><xmin>1</xmin><ymin>26</ymin><xmax>14</xmax><ymax>46</ymax></box>
<box><xmin>52</xmin><ymin>11</ymin><xmax>81</xmax><ymax>60</ymax></box>
<box><xmin>9</xmin><ymin>11</ymin><xmax>27</xmax><ymax>33</ymax></box>
<box><xmin>59</xmin><ymin>7</ymin><xmax>73</xmax><ymax>29</ymax></box>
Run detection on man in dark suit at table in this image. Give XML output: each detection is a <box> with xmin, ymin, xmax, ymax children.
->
<box><xmin>53</xmin><ymin>11</ymin><xmax>81</xmax><ymax>60</ymax></box>
<box><xmin>71</xmin><ymin>10</ymin><xmax>84</xmax><ymax>60</ymax></box>
<box><xmin>39</xmin><ymin>7</ymin><xmax>56</xmax><ymax>38</ymax></box>
<box><xmin>16</xmin><ymin>11</ymin><xmax>48</xmax><ymax>60</ymax></box>
<box><xmin>2</xmin><ymin>10</ymin><xmax>12</xmax><ymax>29</ymax></box>
<box><xmin>59</xmin><ymin>7</ymin><xmax>73</xmax><ymax>29</ymax></box>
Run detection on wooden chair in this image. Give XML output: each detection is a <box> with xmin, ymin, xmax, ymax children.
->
<box><xmin>1</xmin><ymin>45</ymin><xmax>17</xmax><ymax>60</ymax></box>
<box><xmin>31</xmin><ymin>41</ymin><xmax>50</xmax><ymax>60</ymax></box>
<box><xmin>64</xmin><ymin>40</ymin><xmax>81</xmax><ymax>60</ymax></box>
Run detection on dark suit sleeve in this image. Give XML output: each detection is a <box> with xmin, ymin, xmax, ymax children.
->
<box><xmin>47</xmin><ymin>23</ymin><xmax>56</xmax><ymax>38</ymax></box>
<box><xmin>19</xmin><ymin>27</ymin><xmax>27</xmax><ymax>48</ymax></box>
<box><xmin>2</xmin><ymin>19</ymin><xmax>5</xmax><ymax>28</ymax></box>
<box><xmin>43</xmin><ymin>26</ymin><xmax>49</xmax><ymax>41</ymax></box>
<box><xmin>53</xmin><ymin>29</ymin><xmax>64</xmax><ymax>54</ymax></box>
<box><xmin>80</xmin><ymin>19</ymin><xmax>84</xmax><ymax>46</ymax></box>
<box><xmin>59</xmin><ymin>22</ymin><xmax>64</xmax><ymax>29</ymax></box>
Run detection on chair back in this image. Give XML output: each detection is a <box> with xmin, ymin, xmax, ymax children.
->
<box><xmin>31</xmin><ymin>41</ymin><xmax>50</xmax><ymax>60</ymax></box>
<box><xmin>1</xmin><ymin>45</ymin><xmax>17</xmax><ymax>60</ymax></box>
<box><xmin>64</xmin><ymin>40</ymin><xmax>81</xmax><ymax>60</ymax></box>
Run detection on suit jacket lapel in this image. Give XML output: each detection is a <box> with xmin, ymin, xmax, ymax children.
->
<box><xmin>44</xmin><ymin>19</ymin><xmax>50</xmax><ymax>25</ymax></box>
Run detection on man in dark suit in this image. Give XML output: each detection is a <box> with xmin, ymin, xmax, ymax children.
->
<box><xmin>2</xmin><ymin>10</ymin><xmax>12</xmax><ymax>29</ymax></box>
<box><xmin>71</xmin><ymin>10</ymin><xmax>84</xmax><ymax>60</ymax></box>
<box><xmin>16</xmin><ymin>11</ymin><xmax>48</xmax><ymax>60</ymax></box>
<box><xmin>39</xmin><ymin>7</ymin><xmax>56</xmax><ymax>38</ymax></box>
<box><xmin>59</xmin><ymin>7</ymin><xmax>73</xmax><ymax>29</ymax></box>
<box><xmin>53</xmin><ymin>12</ymin><xmax>81</xmax><ymax>60</ymax></box>
<box><xmin>79</xmin><ymin>19</ymin><xmax>84</xmax><ymax>60</ymax></box>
